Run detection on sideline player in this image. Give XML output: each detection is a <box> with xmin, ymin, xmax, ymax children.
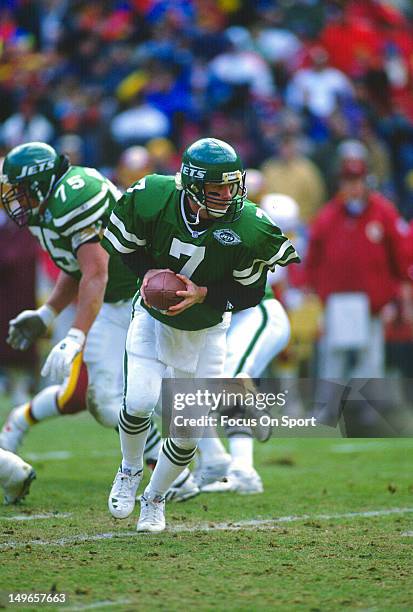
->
<box><xmin>103</xmin><ymin>137</ymin><xmax>300</xmax><ymax>532</ymax></box>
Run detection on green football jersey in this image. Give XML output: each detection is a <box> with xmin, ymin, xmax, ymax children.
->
<box><xmin>102</xmin><ymin>174</ymin><xmax>300</xmax><ymax>330</ymax></box>
<box><xmin>28</xmin><ymin>166</ymin><xmax>138</xmax><ymax>302</ymax></box>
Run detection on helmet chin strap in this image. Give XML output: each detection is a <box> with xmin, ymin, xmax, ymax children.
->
<box><xmin>189</xmin><ymin>198</ymin><xmax>229</xmax><ymax>225</ymax></box>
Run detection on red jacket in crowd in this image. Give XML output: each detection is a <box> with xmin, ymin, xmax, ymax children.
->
<box><xmin>305</xmin><ymin>191</ymin><xmax>409</xmax><ymax>314</ymax></box>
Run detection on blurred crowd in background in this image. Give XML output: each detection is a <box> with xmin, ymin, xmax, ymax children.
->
<box><xmin>1</xmin><ymin>0</ymin><xmax>413</xmax><ymax>412</ymax></box>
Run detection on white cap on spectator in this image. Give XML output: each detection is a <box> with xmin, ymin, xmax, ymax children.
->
<box><xmin>337</xmin><ymin>139</ymin><xmax>368</xmax><ymax>161</ymax></box>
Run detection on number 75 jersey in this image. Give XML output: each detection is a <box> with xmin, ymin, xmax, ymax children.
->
<box><xmin>102</xmin><ymin>174</ymin><xmax>300</xmax><ymax>331</ymax></box>
<box><xmin>27</xmin><ymin>166</ymin><xmax>138</xmax><ymax>303</ymax></box>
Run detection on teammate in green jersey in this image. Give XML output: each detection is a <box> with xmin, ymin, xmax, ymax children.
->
<box><xmin>103</xmin><ymin>137</ymin><xmax>300</xmax><ymax>532</ymax></box>
<box><xmin>0</xmin><ymin>142</ymin><xmax>162</xmax><ymax>474</ymax></box>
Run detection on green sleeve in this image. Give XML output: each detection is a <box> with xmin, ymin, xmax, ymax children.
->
<box><xmin>233</xmin><ymin>216</ymin><xmax>300</xmax><ymax>288</ymax></box>
<box><xmin>102</xmin><ymin>189</ymin><xmax>147</xmax><ymax>256</ymax></box>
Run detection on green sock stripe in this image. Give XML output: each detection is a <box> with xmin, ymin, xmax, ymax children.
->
<box><xmin>163</xmin><ymin>439</ymin><xmax>196</xmax><ymax>466</ymax></box>
<box><xmin>146</xmin><ymin>425</ymin><xmax>161</xmax><ymax>444</ymax></box>
<box><xmin>121</xmin><ymin>409</ymin><xmax>151</xmax><ymax>426</ymax></box>
<box><xmin>168</xmin><ymin>438</ymin><xmax>198</xmax><ymax>456</ymax></box>
<box><xmin>119</xmin><ymin>412</ymin><xmax>151</xmax><ymax>434</ymax></box>
<box><xmin>144</xmin><ymin>437</ymin><xmax>161</xmax><ymax>454</ymax></box>
<box><xmin>162</xmin><ymin>445</ymin><xmax>194</xmax><ymax>467</ymax></box>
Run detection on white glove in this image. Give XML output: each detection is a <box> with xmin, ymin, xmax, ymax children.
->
<box><xmin>41</xmin><ymin>328</ymin><xmax>86</xmax><ymax>382</ymax></box>
<box><xmin>7</xmin><ymin>305</ymin><xmax>56</xmax><ymax>351</ymax></box>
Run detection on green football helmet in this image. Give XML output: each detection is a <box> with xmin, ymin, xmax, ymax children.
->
<box><xmin>0</xmin><ymin>142</ymin><xmax>69</xmax><ymax>226</ymax></box>
<box><xmin>176</xmin><ymin>137</ymin><xmax>247</xmax><ymax>222</ymax></box>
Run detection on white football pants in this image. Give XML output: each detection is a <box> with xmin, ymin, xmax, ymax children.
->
<box><xmin>225</xmin><ymin>299</ymin><xmax>291</xmax><ymax>377</ymax></box>
<box><xmin>83</xmin><ymin>299</ymin><xmax>132</xmax><ymax>427</ymax></box>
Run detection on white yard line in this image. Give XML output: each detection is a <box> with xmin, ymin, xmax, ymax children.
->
<box><xmin>0</xmin><ymin>512</ymin><xmax>72</xmax><ymax>521</ymax></box>
<box><xmin>1</xmin><ymin>507</ymin><xmax>412</xmax><ymax>549</ymax></box>
<box><xmin>25</xmin><ymin>451</ymin><xmax>74</xmax><ymax>461</ymax></box>
<box><xmin>331</xmin><ymin>440</ymin><xmax>413</xmax><ymax>453</ymax></box>
<box><xmin>25</xmin><ymin>450</ymin><xmax>120</xmax><ymax>461</ymax></box>
<box><xmin>24</xmin><ymin>441</ymin><xmax>413</xmax><ymax>462</ymax></box>
<box><xmin>401</xmin><ymin>531</ymin><xmax>413</xmax><ymax>537</ymax></box>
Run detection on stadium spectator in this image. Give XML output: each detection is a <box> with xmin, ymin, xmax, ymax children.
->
<box><xmin>306</xmin><ymin>156</ymin><xmax>410</xmax><ymax>380</ymax></box>
<box><xmin>260</xmin><ymin>134</ymin><xmax>326</xmax><ymax>223</ymax></box>
<box><xmin>285</xmin><ymin>46</ymin><xmax>354</xmax><ymax>119</ymax></box>
<box><xmin>115</xmin><ymin>145</ymin><xmax>155</xmax><ymax>191</ymax></box>
<box><xmin>1</xmin><ymin>98</ymin><xmax>54</xmax><ymax>149</ymax></box>
<box><xmin>207</xmin><ymin>25</ymin><xmax>276</xmax><ymax>107</ymax></box>
<box><xmin>146</xmin><ymin>137</ymin><xmax>180</xmax><ymax>175</ymax></box>
<box><xmin>110</xmin><ymin>93</ymin><xmax>170</xmax><ymax>148</ymax></box>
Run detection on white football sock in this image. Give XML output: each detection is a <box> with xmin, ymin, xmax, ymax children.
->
<box><xmin>229</xmin><ymin>435</ymin><xmax>254</xmax><ymax>470</ymax></box>
<box><xmin>146</xmin><ymin>439</ymin><xmax>197</xmax><ymax>499</ymax></box>
<box><xmin>118</xmin><ymin>409</ymin><xmax>151</xmax><ymax>472</ymax></box>
<box><xmin>197</xmin><ymin>436</ymin><xmax>228</xmax><ymax>464</ymax></box>
<box><xmin>30</xmin><ymin>386</ymin><xmax>60</xmax><ymax>421</ymax></box>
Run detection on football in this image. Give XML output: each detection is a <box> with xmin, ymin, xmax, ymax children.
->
<box><xmin>144</xmin><ymin>270</ymin><xmax>186</xmax><ymax>311</ymax></box>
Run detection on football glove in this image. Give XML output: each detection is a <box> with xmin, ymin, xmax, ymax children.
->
<box><xmin>7</xmin><ymin>305</ymin><xmax>57</xmax><ymax>351</ymax></box>
<box><xmin>41</xmin><ymin>328</ymin><xmax>85</xmax><ymax>382</ymax></box>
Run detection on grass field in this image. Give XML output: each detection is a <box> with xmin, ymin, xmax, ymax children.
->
<box><xmin>1</xmin><ymin>398</ymin><xmax>413</xmax><ymax>612</ymax></box>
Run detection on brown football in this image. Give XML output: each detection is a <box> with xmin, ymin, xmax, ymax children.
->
<box><xmin>144</xmin><ymin>270</ymin><xmax>186</xmax><ymax>311</ymax></box>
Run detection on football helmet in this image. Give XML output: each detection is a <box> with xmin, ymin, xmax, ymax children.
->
<box><xmin>176</xmin><ymin>137</ymin><xmax>246</xmax><ymax>222</ymax></box>
<box><xmin>0</xmin><ymin>142</ymin><xmax>69</xmax><ymax>226</ymax></box>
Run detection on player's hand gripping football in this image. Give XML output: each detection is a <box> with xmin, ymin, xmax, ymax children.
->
<box><xmin>41</xmin><ymin>328</ymin><xmax>85</xmax><ymax>382</ymax></box>
<box><xmin>7</xmin><ymin>305</ymin><xmax>56</xmax><ymax>351</ymax></box>
<box><xmin>140</xmin><ymin>268</ymin><xmax>173</xmax><ymax>307</ymax></box>
<box><xmin>165</xmin><ymin>274</ymin><xmax>207</xmax><ymax>316</ymax></box>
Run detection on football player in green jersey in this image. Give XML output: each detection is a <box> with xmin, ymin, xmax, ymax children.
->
<box><xmin>197</xmin><ymin>196</ymin><xmax>301</xmax><ymax>494</ymax></box>
<box><xmin>103</xmin><ymin>137</ymin><xmax>300</xmax><ymax>532</ymax></box>
<box><xmin>0</xmin><ymin>142</ymin><xmax>162</xmax><ymax>474</ymax></box>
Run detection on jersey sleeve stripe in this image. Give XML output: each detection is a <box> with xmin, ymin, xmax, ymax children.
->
<box><xmin>233</xmin><ymin>239</ymin><xmax>293</xmax><ymax>279</ymax></box>
<box><xmin>107</xmin><ymin>212</ymin><xmax>146</xmax><ymax>246</ymax></box>
<box><xmin>276</xmin><ymin>249</ymin><xmax>301</xmax><ymax>266</ymax></box>
<box><xmin>233</xmin><ymin>260</ymin><xmax>269</xmax><ymax>286</ymax></box>
<box><xmin>103</xmin><ymin>228</ymin><xmax>136</xmax><ymax>253</ymax></box>
<box><xmin>54</xmin><ymin>184</ymin><xmax>109</xmax><ymax>228</ymax></box>
<box><xmin>61</xmin><ymin>200</ymin><xmax>109</xmax><ymax>236</ymax></box>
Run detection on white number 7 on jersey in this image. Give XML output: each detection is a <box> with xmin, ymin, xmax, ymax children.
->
<box><xmin>169</xmin><ymin>238</ymin><xmax>205</xmax><ymax>278</ymax></box>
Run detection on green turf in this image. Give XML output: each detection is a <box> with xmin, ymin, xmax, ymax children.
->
<box><xmin>1</xmin><ymin>398</ymin><xmax>413</xmax><ymax>611</ymax></box>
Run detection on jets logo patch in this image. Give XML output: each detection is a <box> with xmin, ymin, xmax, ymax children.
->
<box><xmin>213</xmin><ymin>229</ymin><xmax>241</xmax><ymax>246</ymax></box>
